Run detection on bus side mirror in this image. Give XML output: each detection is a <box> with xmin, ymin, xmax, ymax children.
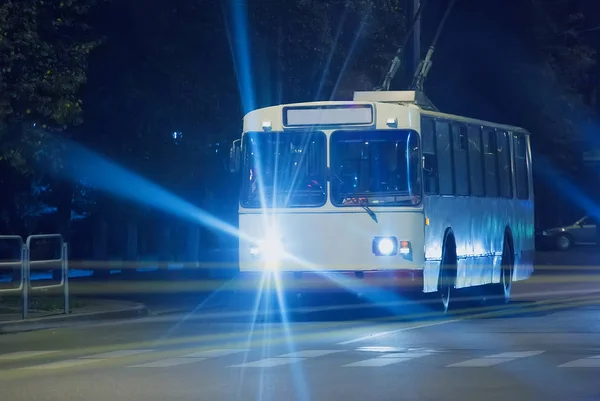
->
<box><xmin>229</xmin><ymin>139</ymin><xmax>241</xmax><ymax>173</ymax></box>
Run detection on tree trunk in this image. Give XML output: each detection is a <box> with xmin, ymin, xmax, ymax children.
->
<box><xmin>157</xmin><ymin>222</ymin><xmax>171</xmax><ymax>272</ymax></box>
<box><xmin>187</xmin><ymin>225</ymin><xmax>200</xmax><ymax>270</ymax></box>
<box><xmin>122</xmin><ymin>217</ymin><xmax>138</xmax><ymax>276</ymax></box>
<box><xmin>92</xmin><ymin>217</ymin><xmax>109</xmax><ymax>278</ymax></box>
<box><xmin>54</xmin><ymin>180</ymin><xmax>73</xmax><ymax>280</ymax></box>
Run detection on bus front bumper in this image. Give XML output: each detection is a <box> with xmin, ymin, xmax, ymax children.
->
<box><xmin>230</xmin><ymin>269</ymin><xmax>424</xmax><ymax>294</ymax></box>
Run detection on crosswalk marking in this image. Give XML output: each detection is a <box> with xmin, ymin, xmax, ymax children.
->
<box><xmin>277</xmin><ymin>350</ymin><xmax>342</xmax><ymax>358</ymax></box>
<box><xmin>24</xmin><ymin>349</ymin><xmax>154</xmax><ymax>370</ymax></box>
<box><xmin>228</xmin><ymin>349</ymin><xmax>342</xmax><ymax>368</ymax></box>
<box><xmin>128</xmin><ymin>349</ymin><xmax>248</xmax><ymax>368</ymax></box>
<box><xmin>230</xmin><ymin>357</ymin><xmax>306</xmax><ymax>368</ymax></box>
<box><xmin>14</xmin><ymin>348</ymin><xmax>600</xmax><ymax>370</ymax></box>
<box><xmin>25</xmin><ymin>359</ymin><xmax>98</xmax><ymax>370</ymax></box>
<box><xmin>0</xmin><ymin>351</ymin><xmax>57</xmax><ymax>361</ymax></box>
<box><xmin>344</xmin><ymin>351</ymin><xmax>433</xmax><ymax>367</ymax></box>
<box><xmin>447</xmin><ymin>358</ymin><xmax>507</xmax><ymax>367</ymax></box>
<box><xmin>129</xmin><ymin>357</ymin><xmax>208</xmax><ymax>368</ymax></box>
<box><xmin>559</xmin><ymin>355</ymin><xmax>600</xmax><ymax>368</ymax></box>
<box><xmin>379</xmin><ymin>352</ymin><xmax>433</xmax><ymax>359</ymax></box>
<box><xmin>488</xmin><ymin>351</ymin><xmax>545</xmax><ymax>358</ymax></box>
<box><xmin>183</xmin><ymin>349</ymin><xmax>248</xmax><ymax>358</ymax></box>
<box><xmin>80</xmin><ymin>350</ymin><xmax>154</xmax><ymax>359</ymax></box>
<box><xmin>447</xmin><ymin>351</ymin><xmax>545</xmax><ymax>367</ymax></box>
<box><xmin>345</xmin><ymin>357</ymin><xmax>413</xmax><ymax>367</ymax></box>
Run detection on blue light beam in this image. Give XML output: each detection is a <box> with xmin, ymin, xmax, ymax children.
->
<box><xmin>50</xmin><ymin>138</ymin><xmax>249</xmax><ymax>242</ymax></box>
<box><xmin>223</xmin><ymin>0</ymin><xmax>256</xmax><ymax>114</ymax></box>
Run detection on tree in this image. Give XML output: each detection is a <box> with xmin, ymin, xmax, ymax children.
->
<box><xmin>242</xmin><ymin>0</ymin><xmax>407</xmax><ymax>105</ymax></box>
<box><xmin>531</xmin><ymin>0</ymin><xmax>596</xmax><ymax>107</ymax></box>
<box><xmin>64</xmin><ymin>0</ymin><xmax>408</xmax><ymax>268</ymax></box>
<box><xmin>0</xmin><ymin>0</ymin><xmax>103</xmax><ymax>172</ymax></box>
<box><xmin>82</xmin><ymin>0</ymin><xmax>408</xmax><ymax>187</ymax></box>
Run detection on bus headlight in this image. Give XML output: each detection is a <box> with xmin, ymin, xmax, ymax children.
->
<box><xmin>373</xmin><ymin>237</ymin><xmax>398</xmax><ymax>256</ymax></box>
<box><xmin>372</xmin><ymin>237</ymin><xmax>412</xmax><ymax>259</ymax></box>
<box><xmin>250</xmin><ymin>232</ymin><xmax>286</xmax><ymax>269</ymax></box>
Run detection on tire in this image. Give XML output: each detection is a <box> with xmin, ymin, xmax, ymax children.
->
<box><xmin>555</xmin><ymin>234</ymin><xmax>572</xmax><ymax>251</ymax></box>
<box><xmin>492</xmin><ymin>237</ymin><xmax>514</xmax><ymax>303</ymax></box>
<box><xmin>438</xmin><ymin>235</ymin><xmax>457</xmax><ymax>313</ymax></box>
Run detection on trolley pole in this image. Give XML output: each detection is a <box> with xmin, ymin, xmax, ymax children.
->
<box><xmin>412</xmin><ymin>0</ymin><xmax>421</xmax><ymax>77</ymax></box>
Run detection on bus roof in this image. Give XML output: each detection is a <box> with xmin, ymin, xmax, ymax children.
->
<box><xmin>243</xmin><ymin>98</ymin><xmax>531</xmax><ymax>136</ymax></box>
<box><xmin>419</xmin><ymin>108</ymin><xmax>531</xmax><ymax>135</ymax></box>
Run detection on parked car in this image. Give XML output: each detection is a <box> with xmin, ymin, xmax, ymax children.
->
<box><xmin>539</xmin><ymin>216</ymin><xmax>597</xmax><ymax>251</ymax></box>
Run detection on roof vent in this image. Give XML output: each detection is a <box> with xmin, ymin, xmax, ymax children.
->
<box><xmin>353</xmin><ymin>90</ymin><xmax>438</xmax><ymax>111</ymax></box>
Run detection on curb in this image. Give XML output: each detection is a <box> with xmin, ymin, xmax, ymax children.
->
<box><xmin>148</xmin><ymin>303</ymin><xmax>229</xmax><ymax>316</ymax></box>
<box><xmin>0</xmin><ymin>304</ymin><xmax>149</xmax><ymax>334</ymax></box>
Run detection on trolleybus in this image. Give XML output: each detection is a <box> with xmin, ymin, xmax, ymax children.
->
<box><xmin>229</xmin><ymin>91</ymin><xmax>534</xmax><ymax>311</ymax></box>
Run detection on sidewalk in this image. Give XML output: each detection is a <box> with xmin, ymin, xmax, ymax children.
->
<box><xmin>0</xmin><ymin>298</ymin><xmax>148</xmax><ymax>334</ymax></box>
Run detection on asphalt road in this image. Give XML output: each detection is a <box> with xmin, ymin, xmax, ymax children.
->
<box><xmin>2</xmin><ymin>262</ymin><xmax>600</xmax><ymax>401</ymax></box>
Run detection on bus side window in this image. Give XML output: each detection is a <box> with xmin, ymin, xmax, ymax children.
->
<box><xmin>467</xmin><ymin>125</ymin><xmax>485</xmax><ymax>196</ymax></box>
<box><xmin>482</xmin><ymin>127</ymin><xmax>499</xmax><ymax>197</ymax></box>
<box><xmin>496</xmin><ymin>131</ymin><xmax>513</xmax><ymax>198</ymax></box>
<box><xmin>514</xmin><ymin>134</ymin><xmax>529</xmax><ymax>199</ymax></box>
<box><xmin>435</xmin><ymin>121</ymin><xmax>454</xmax><ymax>196</ymax></box>
<box><xmin>408</xmin><ymin>132</ymin><xmax>422</xmax><ymax>201</ymax></box>
<box><xmin>422</xmin><ymin>117</ymin><xmax>439</xmax><ymax>195</ymax></box>
<box><xmin>452</xmin><ymin>124</ymin><xmax>469</xmax><ymax>196</ymax></box>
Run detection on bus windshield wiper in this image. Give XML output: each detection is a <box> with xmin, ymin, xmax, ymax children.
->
<box><xmin>359</xmin><ymin>199</ymin><xmax>378</xmax><ymax>223</ymax></box>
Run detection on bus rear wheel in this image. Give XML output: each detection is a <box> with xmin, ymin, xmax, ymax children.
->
<box><xmin>491</xmin><ymin>237</ymin><xmax>514</xmax><ymax>303</ymax></box>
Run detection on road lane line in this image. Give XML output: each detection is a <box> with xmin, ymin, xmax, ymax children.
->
<box><xmin>25</xmin><ymin>359</ymin><xmax>98</xmax><ymax>370</ymax></box>
<box><xmin>0</xmin><ymin>351</ymin><xmax>57</xmax><ymax>361</ymax></box>
<box><xmin>337</xmin><ymin>292</ymin><xmax>600</xmax><ymax>346</ymax></box>
<box><xmin>338</xmin><ymin>319</ymin><xmax>462</xmax><ymax>345</ymax></box>
<box><xmin>513</xmin><ymin>288</ymin><xmax>600</xmax><ymax>300</ymax></box>
<box><xmin>129</xmin><ymin>358</ymin><xmax>208</xmax><ymax>368</ymax></box>
<box><xmin>79</xmin><ymin>350</ymin><xmax>154</xmax><ymax>359</ymax></box>
<box><xmin>559</xmin><ymin>355</ymin><xmax>600</xmax><ymax>368</ymax></box>
<box><xmin>277</xmin><ymin>350</ymin><xmax>343</xmax><ymax>358</ymax></box>
<box><xmin>344</xmin><ymin>351</ymin><xmax>433</xmax><ymax>367</ymax></box>
<box><xmin>230</xmin><ymin>357</ymin><xmax>306</xmax><ymax>368</ymax></box>
<box><xmin>183</xmin><ymin>349</ymin><xmax>248</xmax><ymax>358</ymax></box>
<box><xmin>447</xmin><ymin>351</ymin><xmax>545</xmax><ymax>367</ymax></box>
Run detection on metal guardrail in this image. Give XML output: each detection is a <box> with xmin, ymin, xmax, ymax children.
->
<box><xmin>0</xmin><ymin>236</ymin><xmax>25</xmax><ymax>294</ymax></box>
<box><xmin>27</xmin><ymin>234</ymin><xmax>65</xmax><ymax>289</ymax></box>
<box><xmin>0</xmin><ymin>234</ymin><xmax>69</xmax><ymax>319</ymax></box>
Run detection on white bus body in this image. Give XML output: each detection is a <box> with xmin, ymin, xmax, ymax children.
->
<box><xmin>231</xmin><ymin>91</ymin><xmax>534</xmax><ymax>307</ymax></box>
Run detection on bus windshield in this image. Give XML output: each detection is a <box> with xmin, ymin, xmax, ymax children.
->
<box><xmin>241</xmin><ymin>131</ymin><xmax>327</xmax><ymax>208</ymax></box>
<box><xmin>330</xmin><ymin>130</ymin><xmax>421</xmax><ymax>206</ymax></box>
